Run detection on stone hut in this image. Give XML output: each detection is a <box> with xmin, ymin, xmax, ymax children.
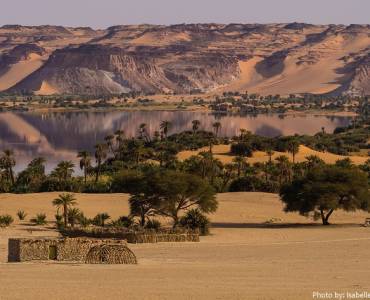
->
<box><xmin>8</xmin><ymin>237</ymin><xmax>126</xmax><ymax>263</ymax></box>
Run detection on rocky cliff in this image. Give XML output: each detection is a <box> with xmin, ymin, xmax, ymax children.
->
<box><xmin>0</xmin><ymin>23</ymin><xmax>369</xmax><ymax>96</ymax></box>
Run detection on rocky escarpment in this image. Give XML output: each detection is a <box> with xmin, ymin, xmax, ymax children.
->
<box><xmin>0</xmin><ymin>24</ymin><xmax>369</xmax><ymax>96</ymax></box>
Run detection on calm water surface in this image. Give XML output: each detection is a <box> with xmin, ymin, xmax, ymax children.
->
<box><xmin>0</xmin><ymin>111</ymin><xmax>352</xmax><ymax>172</ymax></box>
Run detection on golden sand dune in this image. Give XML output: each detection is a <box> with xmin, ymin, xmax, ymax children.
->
<box><xmin>178</xmin><ymin>144</ymin><xmax>369</xmax><ymax>165</ymax></box>
<box><xmin>0</xmin><ymin>192</ymin><xmax>370</xmax><ymax>299</ymax></box>
<box><xmin>0</xmin><ymin>54</ymin><xmax>45</xmax><ymax>91</ymax></box>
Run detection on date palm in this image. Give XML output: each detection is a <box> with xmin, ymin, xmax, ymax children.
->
<box><xmin>288</xmin><ymin>140</ymin><xmax>300</xmax><ymax>164</ymax></box>
<box><xmin>160</xmin><ymin>120</ymin><xmax>171</xmax><ymax>139</ymax></box>
<box><xmin>52</xmin><ymin>193</ymin><xmax>77</xmax><ymax>227</ymax></box>
<box><xmin>192</xmin><ymin>120</ymin><xmax>201</xmax><ymax>134</ymax></box>
<box><xmin>0</xmin><ymin>149</ymin><xmax>16</xmax><ymax>185</ymax></box>
<box><xmin>77</xmin><ymin>151</ymin><xmax>91</xmax><ymax>184</ymax></box>
<box><xmin>212</xmin><ymin>122</ymin><xmax>221</xmax><ymax>138</ymax></box>
<box><xmin>52</xmin><ymin>161</ymin><xmax>75</xmax><ymax>182</ymax></box>
<box><xmin>94</xmin><ymin>143</ymin><xmax>108</xmax><ymax>183</ymax></box>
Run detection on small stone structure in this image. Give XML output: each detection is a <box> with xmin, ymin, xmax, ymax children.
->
<box><xmin>62</xmin><ymin>228</ymin><xmax>200</xmax><ymax>243</ymax></box>
<box><xmin>8</xmin><ymin>238</ymin><xmax>127</xmax><ymax>263</ymax></box>
<box><xmin>85</xmin><ymin>244</ymin><xmax>137</xmax><ymax>264</ymax></box>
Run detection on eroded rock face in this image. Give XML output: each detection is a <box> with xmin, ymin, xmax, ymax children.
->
<box><xmin>0</xmin><ymin>24</ymin><xmax>369</xmax><ymax>95</ymax></box>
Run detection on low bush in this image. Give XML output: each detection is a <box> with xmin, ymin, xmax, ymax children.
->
<box><xmin>17</xmin><ymin>210</ymin><xmax>27</xmax><ymax>221</ymax></box>
<box><xmin>30</xmin><ymin>213</ymin><xmax>47</xmax><ymax>225</ymax></box>
<box><xmin>0</xmin><ymin>214</ymin><xmax>14</xmax><ymax>227</ymax></box>
<box><xmin>145</xmin><ymin>219</ymin><xmax>162</xmax><ymax>231</ymax></box>
<box><xmin>180</xmin><ymin>209</ymin><xmax>210</xmax><ymax>235</ymax></box>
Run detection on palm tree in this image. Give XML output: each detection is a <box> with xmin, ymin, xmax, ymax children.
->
<box><xmin>192</xmin><ymin>120</ymin><xmax>201</xmax><ymax>134</ymax></box>
<box><xmin>288</xmin><ymin>140</ymin><xmax>300</xmax><ymax>164</ymax></box>
<box><xmin>104</xmin><ymin>135</ymin><xmax>115</xmax><ymax>154</ymax></box>
<box><xmin>94</xmin><ymin>143</ymin><xmax>108</xmax><ymax>183</ymax></box>
<box><xmin>52</xmin><ymin>161</ymin><xmax>75</xmax><ymax>182</ymax></box>
<box><xmin>266</xmin><ymin>149</ymin><xmax>275</xmax><ymax>163</ymax></box>
<box><xmin>212</xmin><ymin>122</ymin><xmax>222</xmax><ymax>138</ymax></box>
<box><xmin>115</xmin><ymin>129</ymin><xmax>125</xmax><ymax>149</ymax></box>
<box><xmin>275</xmin><ymin>155</ymin><xmax>292</xmax><ymax>185</ymax></box>
<box><xmin>233</xmin><ymin>156</ymin><xmax>246</xmax><ymax>178</ymax></box>
<box><xmin>52</xmin><ymin>193</ymin><xmax>77</xmax><ymax>227</ymax></box>
<box><xmin>77</xmin><ymin>151</ymin><xmax>91</xmax><ymax>184</ymax></box>
<box><xmin>0</xmin><ymin>149</ymin><xmax>16</xmax><ymax>185</ymax></box>
<box><xmin>160</xmin><ymin>121</ymin><xmax>171</xmax><ymax>139</ymax></box>
<box><xmin>93</xmin><ymin>213</ymin><xmax>111</xmax><ymax>227</ymax></box>
<box><xmin>67</xmin><ymin>208</ymin><xmax>82</xmax><ymax>228</ymax></box>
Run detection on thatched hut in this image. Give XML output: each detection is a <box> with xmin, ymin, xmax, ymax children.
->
<box><xmin>85</xmin><ymin>244</ymin><xmax>137</xmax><ymax>265</ymax></box>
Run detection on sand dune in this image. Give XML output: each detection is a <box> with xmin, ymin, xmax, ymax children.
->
<box><xmin>178</xmin><ymin>144</ymin><xmax>369</xmax><ymax>165</ymax></box>
<box><xmin>35</xmin><ymin>81</ymin><xmax>58</xmax><ymax>95</ymax></box>
<box><xmin>0</xmin><ymin>54</ymin><xmax>45</xmax><ymax>91</ymax></box>
<box><xmin>0</xmin><ymin>192</ymin><xmax>370</xmax><ymax>299</ymax></box>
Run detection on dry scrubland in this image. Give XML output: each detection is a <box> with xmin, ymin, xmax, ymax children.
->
<box><xmin>178</xmin><ymin>144</ymin><xmax>369</xmax><ymax>165</ymax></box>
<box><xmin>1</xmin><ymin>192</ymin><xmax>370</xmax><ymax>300</ymax></box>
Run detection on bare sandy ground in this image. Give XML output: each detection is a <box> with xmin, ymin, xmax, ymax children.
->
<box><xmin>1</xmin><ymin>192</ymin><xmax>370</xmax><ymax>299</ymax></box>
<box><xmin>178</xmin><ymin>144</ymin><xmax>369</xmax><ymax>165</ymax></box>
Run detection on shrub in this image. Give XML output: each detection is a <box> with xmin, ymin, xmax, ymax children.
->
<box><xmin>55</xmin><ymin>214</ymin><xmax>64</xmax><ymax>229</ymax></box>
<box><xmin>31</xmin><ymin>213</ymin><xmax>47</xmax><ymax>225</ymax></box>
<box><xmin>180</xmin><ymin>209</ymin><xmax>210</xmax><ymax>235</ymax></box>
<box><xmin>110</xmin><ymin>216</ymin><xmax>134</xmax><ymax>228</ymax></box>
<box><xmin>92</xmin><ymin>213</ymin><xmax>111</xmax><ymax>227</ymax></box>
<box><xmin>145</xmin><ymin>219</ymin><xmax>162</xmax><ymax>231</ymax></box>
<box><xmin>230</xmin><ymin>142</ymin><xmax>253</xmax><ymax>157</ymax></box>
<box><xmin>17</xmin><ymin>210</ymin><xmax>27</xmax><ymax>221</ymax></box>
<box><xmin>0</xmin><ymin>214</ymin><xmax>14</xmax><ymax>227</ymax></box>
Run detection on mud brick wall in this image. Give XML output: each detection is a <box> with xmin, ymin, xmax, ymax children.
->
<box><xmin>8</xmin><ymin>238</ymin><xmax>126</xmax><ymax>262</ymax></box>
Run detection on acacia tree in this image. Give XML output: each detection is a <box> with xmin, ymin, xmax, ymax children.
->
<box><xmin>280</xmin><ymin>165</ymin><xmax>370</xmax><ymax>225</ymax></box>
<box><xmin>128</xmin><ymin>170</ymin><xmax>217</xmax><ymax>228</ymax></box>
<box><xmin>152</xmin><ymin>171</ymin><xmax>217</xmax><ymax>227</ymax></box>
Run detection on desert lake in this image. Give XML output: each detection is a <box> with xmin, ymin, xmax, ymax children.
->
<box><xmin>0</xmin><ymin>111</ymin><xmax>352</xmax><ymax>172</ymax></box>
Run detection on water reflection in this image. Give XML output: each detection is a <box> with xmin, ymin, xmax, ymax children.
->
<box><xmin>0</xmin><ymin>111</ymin><xmax>351</xmax><ymax>173</ymax></box>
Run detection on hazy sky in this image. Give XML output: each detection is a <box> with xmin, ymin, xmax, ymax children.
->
<box><xmin>1</xmin><ymin>0</ymin><xmax>369</xmax><ymax>28</ymax></box>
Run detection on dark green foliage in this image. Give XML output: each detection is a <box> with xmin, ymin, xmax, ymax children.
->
<box><xmin>230</xmin><ymin>142</ymin><xmax>253</xmax><ymax>157</ymax></box>
<box><xmin>16</xmin><ymin>210</ymin><xmax>27</xmax><ymax>221</ymax></box>
<box><xmin>180</xmin><ymin>209</ymin><xmax>210</xmax><ymax>235</ymax></box>
<box><xmin>280</xmin><ymin>165</ymin><xmax>370</xmax><ymax>225</ymax></box>
<box><xmin>110</xmin><ymin>216</ymin><xmax>134</xmax><ymax>228</ymax></box>
<box><xmin>0</xmin><ymin>214</ymin><xmax>14</xmax><ymax>227</ymax></box>
<box><xmin>92</xmin><ymin>213</ymin><xmax>111</xmax><ymax>227</ymax></box>
<box><xmin>31</xmin><ymin>213</ymin><xmax>47</xmax><ymax>225</ymax></box>
<box><xmin>229</xmin><ymin>176</ymin><xmax>278</xmax><ymax>193</ymax></box>
<box><xmin>145</xmin><ymin>219</ymin><xmax>162</xmax><ymax>231</ymax></box>
<box><xmin>128</xmin><ymin>169</ymin><xmax>217</xmax><ymax>228</ymax></box>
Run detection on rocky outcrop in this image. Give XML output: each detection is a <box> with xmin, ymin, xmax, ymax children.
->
<box><xmin>0</xmin><ymin>23</ymin><xmax>369</xmax><ymax>95</ymax></box>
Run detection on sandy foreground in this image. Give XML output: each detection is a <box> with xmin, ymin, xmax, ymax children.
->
<box><xmin>0</xmin><ymin>192</ymin><xmax>370</xmax><ymax>300</ymax></box>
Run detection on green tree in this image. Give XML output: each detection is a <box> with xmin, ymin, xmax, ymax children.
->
<box><xmin>160</xmin><ymin>121</ymin><xmax>171</xmax><ymax>139</ymax></box>
<box><xmin>192</xmin><ymin>120</ymin><xmax>201</xmax><ymax>134</ymax></box>
<box><xmin>0</xmin><ymin>149</ymin><xmax>16</xmax><ymax>185</ymax></box>
<box><xmin>212</xmin><ymin>122</ymin><xmax>222</xmax><ymax>138</ymax></box>
<box><xmin>52</xmin><ymin>193</ymin><xmax>77</xmax><ymax>227</ymax></box>
<box><xmin>288</xmin><ymin>139</ymin><xmax>300</xmax><ymax>164</ymax></box>
<box><xmin>77</xmin><ymin>151</ymin><xmax>91</xmax><ymax>184</ymax></box>
<box><xmin>52</xmin><ymin>161</ymin><xmax>75</xmax><ymax>183</ymax></box>
<box><xmin>280</xmin><ymin>165</ymin><xmax>370</xmax><ymax>225</ymax></box>
<box><xmin>94</xmin><ymin>143</ymin><xmax>108</xmax><ymax>182</ymax></box>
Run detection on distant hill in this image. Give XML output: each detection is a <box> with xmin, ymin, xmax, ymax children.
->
<box><xmin>0</xmin><ymin>23</ymin><xmax>369</xmax><ymax>96</ymax></box>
